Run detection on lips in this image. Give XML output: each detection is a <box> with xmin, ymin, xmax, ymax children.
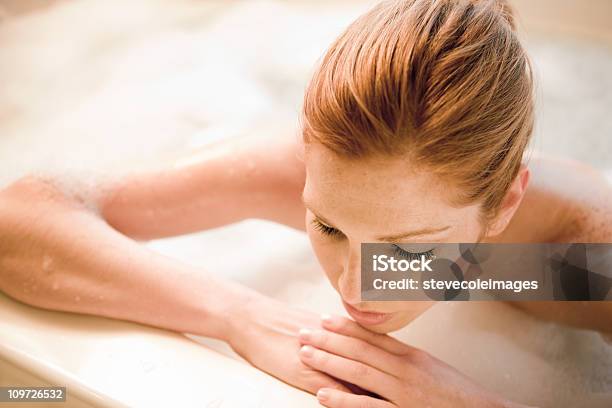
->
<box><xmin>342</xmin><ymin>300</ymin><xmax>393</xmax><ymax>326</ymax></box>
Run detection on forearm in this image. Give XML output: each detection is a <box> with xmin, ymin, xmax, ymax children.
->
<box><xmin>0</xmin><ymin>177</ymin><xmax>255</xmax><ymax>341</ymax></box>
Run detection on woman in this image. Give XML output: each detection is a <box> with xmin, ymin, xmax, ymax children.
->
<box><xmin>1</xmin><ymin>0</ymin><xmax>610</xmax><ymax>407</ymax></box>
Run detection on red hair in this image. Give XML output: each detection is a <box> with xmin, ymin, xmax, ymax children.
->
<box><xmin>302</xmin><ymin>0</ymin><xmax>534</xmax><ymax>221</ymax></box>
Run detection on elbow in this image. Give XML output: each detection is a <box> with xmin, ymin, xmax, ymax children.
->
<box><xmin>0</xmin><ymin>262</ymin><xmax>74</xmax><ymax>312</ymax></box>
<box><xmin>0</xmin><ymin>176</ymin><xmax>74</xmax><ymax>309</ymax></box>
<box><xmin>0</xmin><ymin>249</ymin><xmax>79</xmax><ymax>314</ymax></box>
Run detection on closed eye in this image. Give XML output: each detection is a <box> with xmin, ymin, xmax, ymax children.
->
<box><xmin>311</xmin><ymin>218</ymin><xmax>344</xmax><ymax>239</ymax></box>
<box><xmin>393</xmin><ymin>244</ymin><xmax>436</xmax><ymax>261</ymax></box>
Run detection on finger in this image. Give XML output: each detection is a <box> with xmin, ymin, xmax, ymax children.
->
<box><xmin>302</xmin><ymin>369</ymin><xmax>352</xmax><ymax>395</ymax></box>
<box><xmin>299</xmin><ymin>345</ymin><xmax>399</xmax><ymax>396</ymax></box>
<box><xmin>321</xmin><ymin>314</ymin><xmax>415</xmax><ymax>355</ymax></box>
<box><xmin>299</xmin><ymin>328</ymin><xmax>403</xmax><ymax>377</ymax></box>
<box><xmin>316</xmin><ymin>388</ymin><xmax>395</xmax><ymax>408</ymax></box>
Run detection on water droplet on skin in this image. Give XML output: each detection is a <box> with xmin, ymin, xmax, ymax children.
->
<box><xmin>52</xmin><ymin>282</ymin><xmax>60</xmax><ymax>291</ymax></box>
<box><xmin>74</xmin><ymin>296</ymin><xmax>81</xmax><ymax>302</ymax></box>
<box><xmin>98</xmin><ymin>295</ymin><xmax>105</xmax><ymax>300</ymax></box>
<box><xmin>42</xmin><ymin>255</ymin><xmax>53</xmax><ymax>272</ymax></box>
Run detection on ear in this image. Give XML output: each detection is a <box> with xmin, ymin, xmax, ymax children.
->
<box><xmin>486</xmin><ymin>165</ymin><xmax>530</xmax><ymax>237</ymax></box>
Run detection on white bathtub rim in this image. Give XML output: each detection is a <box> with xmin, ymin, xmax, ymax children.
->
<box><xmin>0</xmin><ymin>341</ymin><xmax>128</xmax><ymax>408</ymax></box>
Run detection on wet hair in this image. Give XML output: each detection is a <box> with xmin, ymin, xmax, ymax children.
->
<box><xmin>302</xmin><ymin>0</ymin><xmax>534</xmax><ymax>222</ymax></box>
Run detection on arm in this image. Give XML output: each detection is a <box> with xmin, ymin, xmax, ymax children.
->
<box><xmin>0</xmin><ymin>134</ymin><xmax>348</xmax><ymax>394</ymax></box>
<box><xmin>0</xmin><ymin>175</ymin><xmax>252</xmax><ymax>340</ymax></box>
<box><xmin>100</xmin><ymin>132</ymin><xmax>307</xmax><ymax>239</ymax></box>
<box><xmin>0</xmin><ymin>130</ymin><xmax>307</xmax><ymax>326</ymax></box>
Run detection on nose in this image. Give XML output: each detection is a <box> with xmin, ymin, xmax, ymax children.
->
<box><xmin>337</xmin><ymin>245</ymin><xmax>361</xmax><ymax>304</ymax></box>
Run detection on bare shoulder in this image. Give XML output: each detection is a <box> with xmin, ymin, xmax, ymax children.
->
<box><xmin>542</xmin><ymin>156</ymin><xmax>612</xmax><ymax>243</ymax></box>
<box><xmin>500</xmin><ymin>154</ymin><xmax>612</xmax><ymax>243</ymax></box>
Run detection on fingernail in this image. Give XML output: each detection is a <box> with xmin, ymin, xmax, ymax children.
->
<box><xmin>300</xmin><ymin>345</ymin><xmax>314</xmax><ymax>358</ymax></box>
<box><xmin>299</xmin><ymin>328</ymin><xmax>312</xmax><ymax>341</ymax></box>
<box><xmin>321</xmin><ymin>314</ymin><xmax>333</xmax><ymax>326</ymax></box>
<box><xmin>317</xmin><ymin>389</ymin><xmax>330</xmax><ymax>401</ymax></box>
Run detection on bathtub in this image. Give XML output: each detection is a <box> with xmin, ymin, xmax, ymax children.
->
<box><xmin>2</xmin><ymin>217</ymin><xmax>612</xmax><ymax>407</ymax></box>
<box><xmin>0</xmin><ymin>257</ymin><xmax>319</xmax><ymax>408</ymax></box>
<box><xmin>1</xmin><ymin>0</ymin><xmax>611</xmax><ymax>407</ymax></box>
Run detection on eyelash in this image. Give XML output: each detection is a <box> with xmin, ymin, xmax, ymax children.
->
<box><xmin>312</xmin><ymin>220</ymin><xmax>438</xmax><ymax>261</ymax></box>
<box><xmin>311</xmin><ymin>218</ymin><xmax>344</xmax><ymax>238</ymax></box>
<box><xmin>393</xmin><ymin>245</ymin><xmax>436</xmax><ymax>261</ymax></box>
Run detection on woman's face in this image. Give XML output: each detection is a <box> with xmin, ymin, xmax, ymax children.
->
<box><xmin>303</xmin><ymin>142</ymin><xmax>484</xmax><ymax>333</ymax></box>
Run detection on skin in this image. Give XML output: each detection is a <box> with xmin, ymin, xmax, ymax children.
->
<box><xmin>298</xmin><ymin>315</ymin><xmax>530</xmax><ymax>408</ymax></box>
<box><xmin>302</xmin><ymin>143</ymin><xmax>491</xmax><ymax>333</ymax></box>
<box><xmin>0</xmin><ymin>130</ymin><xmax>611</xmax><ymax>407</ymax></box>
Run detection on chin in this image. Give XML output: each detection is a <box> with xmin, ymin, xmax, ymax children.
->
<box><xmin>363</xmin><ymin>324</ymin><xmax>397</xmax><ymax>334</ymax></box>
<box><xmin>360</xmin><ymin>313</ymin><xmax>413</xmax><ymax>334</ymax></box>
<box><xmin>358</xmin><ymin>302</ymin><xmax>435</xmax><ymax>333</ymax></box>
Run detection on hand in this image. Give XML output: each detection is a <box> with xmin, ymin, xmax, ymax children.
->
<box><xmin>226</xmin><ymin>294</ymin><xmax>351</xmax><ymax>395</ymax></box>
<box><xmin>298</xmin><ymin>315</ymin><xmax>533</xmax><ymax>408</ymax></box>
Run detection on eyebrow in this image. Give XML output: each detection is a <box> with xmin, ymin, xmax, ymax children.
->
<box><xmin>375</xmin><ymin>225</ymin><xmax>451</xmax><ymax>242</ymax></box>
<box><xmin>301</xmin><ymin>194</ymin><xmax>451</xmax><ymax>241</ymax></box>
<box><xmin>302</xmin><ymin>195</ymin><xmax>335</xmax><ymax>226</ymax></box>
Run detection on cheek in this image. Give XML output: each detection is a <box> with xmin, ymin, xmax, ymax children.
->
<box><xmin>305</xmin><ymin>219</ymin><xmax>345</xmax><ymax>289</ymax></box>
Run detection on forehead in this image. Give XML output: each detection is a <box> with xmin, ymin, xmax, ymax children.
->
<box><xmin>303</xmin><ymin>143</ymin><xmax>462</xmax><ymax>229</ymax></box>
